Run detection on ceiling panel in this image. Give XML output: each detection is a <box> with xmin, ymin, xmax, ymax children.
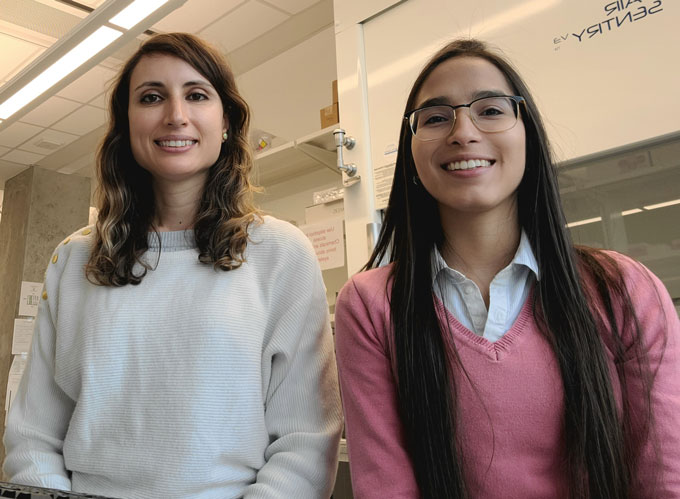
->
<box><xmin>200</xmin><ymin>1</ymin><xmax>289</xmax><ymax>52</ymax></box>
<box><xmin>18</xmin><ymin>129</ymin><xmax>80</xmax><ymax>154</ymax></box>
<box><xmin>2</xmin><ymin>149</ymin><xmax>46</xmax><ymax>165</ymax></box>
<box><xmin>33</xmin><ymin>0</ymin><xmax>89</xmax><ymax>18</ymax></box>
<box><xmin>0</xmin><ymin>122</ymin><xmax>43</xmax><ymax>148</ymax></box>
<box><xmin>153</xmin><ymin>0</ymin><xmax>246</xmax><ymax>33</ymax></box>
<box><xmin>77</xmin><ymin>0</ymin><xmax>107</xmax><ymax>6</ymax></box>
<box><xmin>88</xmin><ymin>92</ymin><xmax>108</xmax><ymax>109</ymax></box>
<box><xmin>0</xmin><ymin>32</ymin><xmax>45</xmax><ymax>82</ymax></box>
<box><xmin>1</xmin><ymin>0</ymin><xmax>80</xmax><ymax>40</ymax></box>
<box><xmin>56</xmin><ymin>65</ymin><xmax>118</xmax><ymax>103</ymax></box>
<box><xmin>265</xmin><ymin>0</ymin><xmax>321</xmax><ymax>15</ymax></box>
<box><xmin>0</xmin><ymin>160</ymin><xmax>28</xmax><ymax>183</ymax></box>
<box><xmin>52</xmin><ymin>105</ymin><xmax>107</xmax><ymax>135</ymax></box>
<box><xmin>20</xmin><ymin>96</ymin><xmax>82</xmax><ymax>127</ymax></box>
<box><xmin>57</xmin><ymin>151</ymin><xmax>95</xmax><ymax>174</ymax></box>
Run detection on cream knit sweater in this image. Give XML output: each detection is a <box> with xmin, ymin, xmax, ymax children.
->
<box><xmin>4</xmin><ymin>216</ymin><xmax>343</xmax><ymax>499</ymax></box>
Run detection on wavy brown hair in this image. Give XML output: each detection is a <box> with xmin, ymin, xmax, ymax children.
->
<box><xmin>86</xmin><ymin>32</ymin><xmax>261</xmax><ymax>286</ymax></box>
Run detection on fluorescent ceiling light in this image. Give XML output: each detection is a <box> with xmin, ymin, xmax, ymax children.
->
<box><xmin>643</xmin><ymin>199</ymin><xmax>680</xmax><ymax>210</ymax></box>
<box><xmin>110</xmin><ymin>0</ymin><xmax>170</xmax><ymax>30</ymax></box>
<box><xmin>566</xmin><ymin>216</ymin><xmax>602</xmax><ymax>228</ymax></box>
<box><xmin>0</xmin><ymin>26</ymin><xmax>122</xmax><ymax>120</ymax></box>
<box><xmin>621</xmin><ymin>208</ymin><xmax>643</xmax><ymax>216</ymax></box>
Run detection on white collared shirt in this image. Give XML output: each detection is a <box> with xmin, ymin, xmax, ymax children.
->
<box><xmin>432</xmin><ymin>230</ymin><xmax>540</xmax><ymax>342</ymax></box>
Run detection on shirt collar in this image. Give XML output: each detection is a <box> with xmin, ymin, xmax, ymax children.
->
<box><xmin>431</xmin><ymin>229</ymin><xmax>540</xmax><ymax>284</ymax></box>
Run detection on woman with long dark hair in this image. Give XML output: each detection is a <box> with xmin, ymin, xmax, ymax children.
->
<box><xmin>4</xmin><ymin>33</ymin><xmax>342</xmax><ymax>498</ymax></box>
<box><xmin>334</xmin><ymin>39</ymin><xmax>680</xmax><ymax>498</ymax></box>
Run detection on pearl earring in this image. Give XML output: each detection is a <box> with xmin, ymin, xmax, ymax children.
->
<box><xmin>222</xmin><ymin>131</ymin><xmax>228</xmax><ymax>142</ymax></box>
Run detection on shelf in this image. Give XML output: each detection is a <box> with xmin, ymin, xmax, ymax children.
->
<box><xmin>253</xmin><ymin>126</ymin><xmax>340</xmax><ymax>186</ymax></box>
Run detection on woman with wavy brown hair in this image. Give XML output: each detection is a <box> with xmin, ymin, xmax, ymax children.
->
<box><xmin>334</xmin><ymin>39</ymin><xmax>680</xmax><ymax>498</ymax></box>
<box><xmin>4</xmin><ymin>33</ymin><xmax>342</xmax><ymax>499</ymax></box>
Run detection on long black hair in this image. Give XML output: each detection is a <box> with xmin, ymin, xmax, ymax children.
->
<box><xmin>368</xmin><ymin>39</ymin><xmax>656</xmax><ymax>498</ymax></box>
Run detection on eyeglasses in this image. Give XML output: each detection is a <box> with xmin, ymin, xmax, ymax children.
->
<box><xmin>405</xmin><ymin>95</ymin><xmax>525</xmax><ymax>141</ymax></box>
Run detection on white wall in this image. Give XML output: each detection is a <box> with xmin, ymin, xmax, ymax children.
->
<box><xmin>236</xmin><ymin>27</ymin><xmax>338</xmax><ymax>143</ymax></box>
<box><xmin>254</xmin><ymin>167</ymin><xmax>341</xmax><ymax>226</ymax></box>
<box><xmin>360</xmin><ymin>0</ymin><xmax>678</xmax><ymax>166</ymax></box>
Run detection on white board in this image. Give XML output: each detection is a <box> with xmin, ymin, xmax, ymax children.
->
<box><xmin>361</xmin><ymin>0</ymin><xmax>677</xmax><ymax>208</ymax></box>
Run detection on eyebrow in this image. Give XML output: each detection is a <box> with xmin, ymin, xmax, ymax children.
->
<box><xmin>133</xmin><ymin>80</ymin><xmax>213</xmax><ymax>92</ymax></box>
<box><xmin>416</xmin><ymin>89</ymin><xmax>510</xmax><ymax>108</ymax></box>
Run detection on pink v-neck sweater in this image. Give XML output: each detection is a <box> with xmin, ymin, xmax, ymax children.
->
<box><xmin>335</xmin><ymin>252</ymin><xmax>680</xmax><ymax>498</ymax></box>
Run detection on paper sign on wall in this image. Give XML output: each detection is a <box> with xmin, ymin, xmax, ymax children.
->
<box><xmin>18</xmin><ymin>281</ymin><xmax>43</xmax><ymax>317</ymax></box>
<box><xmin>300</xmin><ymin>218</ymin><xmax>345</xmax><ymax>271</ymax></box>
<box><xmin>374</xmin><ymin>161</ymin><xmax>396</xmax><ymax>211</ymax></box>
<box><xmin>5</xmin><ymin>354</ymin><xmax>27</xmax><ymax>425</ymax></box>
<box><xmin>12</xmin><ymin>318</ymin><xmax>35</xmax><ymax>354</ymax></box>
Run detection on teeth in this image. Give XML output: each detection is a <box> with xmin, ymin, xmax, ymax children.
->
<box><xmin>444</xmin><ymin>159</ymin><xmax>491</xmax><ymax>171</ymax></box>
<box><xmin>157</xmin><ymin>140</ymin><xmax>196</xmax><ymax>147</ymax></box>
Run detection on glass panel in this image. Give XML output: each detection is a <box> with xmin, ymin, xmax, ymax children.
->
<box><xmin>559</xmin><ymin>135</ymin><xmax>680</xmax><ymax>317</ymax></box>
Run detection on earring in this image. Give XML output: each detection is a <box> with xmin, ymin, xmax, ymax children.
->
<box><xmin>222</xmin><ymin>131</ymin><xmax>228</xmax><ymax>142</ymax></box>
<box><xmin>412</xmin><ymin>175</ymin><xmax>420</xmax><ymax>186</ymax></box>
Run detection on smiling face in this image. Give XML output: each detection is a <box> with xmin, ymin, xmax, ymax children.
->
<box><xmin>411</xmin><ymin>56</ymin><xmax>526</xmax><ymax>222</ymax></box>
<box><xmin>128</xmin><ymin>54</ymin><xmax>227</xmax><ymax>184</ymax></box>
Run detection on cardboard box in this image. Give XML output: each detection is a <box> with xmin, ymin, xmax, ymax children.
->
<box><xmin>320</xmin><ymin>102</ymin><xmax>339</xmax><ymax>128</ymax></box>
<box><xmin>332</xmin><ymin>79</ymin><xmax>338</xmax><ymax>103</ymax></box>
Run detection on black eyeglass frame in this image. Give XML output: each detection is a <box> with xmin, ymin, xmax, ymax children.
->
<box><xmin>404</xmin><ymin>95</ymin><xmax>526</xmax><ymax>140</ymax></box>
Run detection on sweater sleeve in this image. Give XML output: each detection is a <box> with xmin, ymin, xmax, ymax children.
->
<box><xmin>3</xmin><ymin>251</ymin><xmax>75</xmax><ymax>491</ymax></box>
<box><xmin>334</xmin><ymin>272</ymin><xmax>419</xmax><ymax>499</ymax></box>
<box><xmin>244</xmin><ymin>231</ymin><xmax>343</xmax><ymax>498</ymax></box>
<box><xmin>620</xmin><ymin>261</ymin><xmax>680</xmax><ymax>496</ymax></box>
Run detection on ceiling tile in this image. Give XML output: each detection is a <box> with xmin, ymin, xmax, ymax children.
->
<box><xmin>52</xmin><ymin>105</ymin><xmax>107</xmax><ymax>135</ymax></box>
<box><xmin>20</xmin><ymin>96</ymin><xmax>82</xmax><ymax>127</ymax></box>
<box><xmin>56</xmin><ymin>65</ymin><xmax>118</xmax><ymax>103</ymax></box>
<box><xmin>0</xmin><ymin>122</ymin><xmax>43</xmax><ymax>148</ymax></box>
<box><xmin>1</xmin><ymin>149</ymin><xmax>46</xmax><ymax>165</ymax></box>
<box><xmin>76</xmin><ymin>0</ymin><xmax>107</xmax><ymax>6</ymax></box>
<box><xmin>0</xmin><ymin>32</ymin><xmax>45</xmax><ymax>82</ymax></box>
<box><xmin>0</xmin><ymin>145</ymin><xmax>10</xmax><ymax>156</ymax></box>
<box><xmin>18</xmin><ymin>129</ymin><xmax>80</xmax><ymax>154</ymax></box>
<box><xmin>263</xmin><ymin>0</ymin><xmax>320</xmax><ymax>15</ymax></box>
<box><xmin>88</xmin><ymin>93</ymin><xmax>108</xmax><ymax>109</ymax></box>
<box><xmin>200</xmin><ymin>1</ymin><xmax>289</xmax><ymax>52</ymax></box>
<box><xmin>153</xmin><ymin>0</ymin><xmax>246</xmax><ymax>33</ymax></box>
<box><xmin>0</xmin><ymin>161</ymin><xmax>28</xmax><ymax>187</ymax></box>
<box><xmin>57</xmin><ymin>151</ymin><xmax>95</xmax><ymax>174</ymax></box>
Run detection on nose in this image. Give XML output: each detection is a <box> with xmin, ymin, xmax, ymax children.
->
<box><xmin>447</xmin><ymin>108</ymin><xmax>481</xmax><ymax>145</ymax></box>
<box><xmin>166</xmin><ymin>96</ymin><xmax>187</xmax><ymax>127</ymax></box>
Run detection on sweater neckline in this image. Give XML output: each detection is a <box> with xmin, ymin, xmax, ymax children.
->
<box><xmin>147</xmin><ymin>230</ymin><xmax>196</xmax><ymax>251</ymax></box>
<box><xmin>434</xmin><ymin>286</ymin><xmax>535</xmax><ymax>361</ymax></box>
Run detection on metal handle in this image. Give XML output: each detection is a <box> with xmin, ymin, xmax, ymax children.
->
<box><xmin>333</xmin><ymin>128</ymin><xmax>357</xmax><ymax>177</ymax></box>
